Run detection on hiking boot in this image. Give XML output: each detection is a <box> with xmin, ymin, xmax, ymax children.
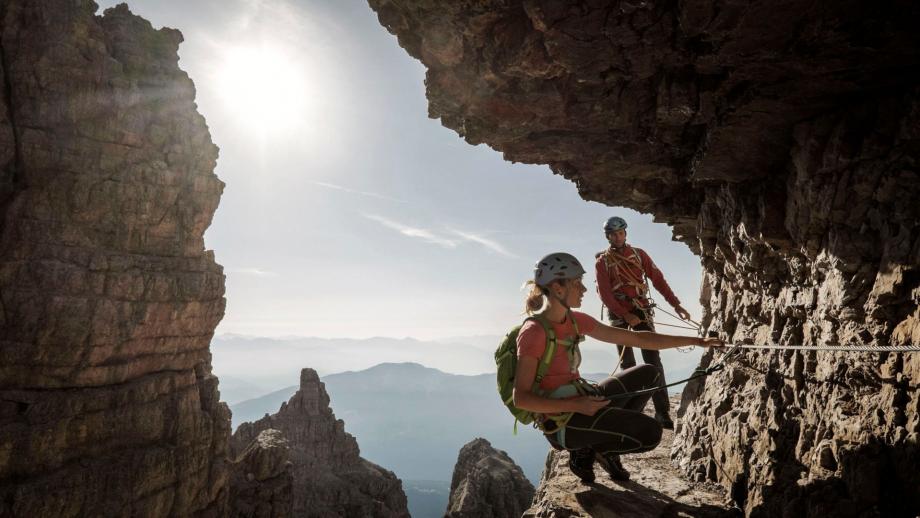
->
<box><xmin>655</xmin><ymin>412</ymin><xmax>674</xmax><ymax>430</ymax></box>
<box><xmin>595</xmin><ymin>451</ymin><xmax>630</xmax><ymax>481</ymax></box>
<box><xmin>567</xmin><ymin>448</ymin><xmax>595</xmax><ymax>483</ymax></box>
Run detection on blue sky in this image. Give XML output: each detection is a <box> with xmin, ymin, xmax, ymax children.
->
<box><xmin>96</xmin><ymin>0</ymin><xmax>703</xmax><ymax>341</ymax></box>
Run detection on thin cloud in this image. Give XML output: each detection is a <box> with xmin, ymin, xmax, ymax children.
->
<box><xmin>449</xmin><ymin>229</ymin><xmax>518</xmax><ymax>258</ymax></box>
<box><xmin>227</xmin><ymin>267</ymin><xmax>279</xmax><ymax>278</ymax></box>
<box><xmin>311</xmin><ymin>181</ymin><xmax>406</xmax><ymax>203</ymax></box>
<box><xmin>364</xmin><ymin>214</ymin><xmax>459</xmax><ymax>248</ymax></box>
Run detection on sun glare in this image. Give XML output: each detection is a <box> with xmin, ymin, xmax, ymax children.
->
<box><xmin>218</xmin><ymin>44</ymin><xmax>308</xmax><ymax>133</ymax></box>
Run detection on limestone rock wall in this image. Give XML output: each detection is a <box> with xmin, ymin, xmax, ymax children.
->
<box><xmin>231</xmin><ymin>369</ymin><xmax>410</xmax><ymax>518</ymax></box>
<box><xmin>0</xmin><ymin>1</ymin><xmax>228</xmax><ymax>516</ymax></box>
<box><xmin>367</xmin><ymin>1</ymin><xmax>920</xmax><ymax>516</ymax></box>
<box><xmin>445</xmin><ymin>437</ymin><xmax>534</xmax><ymax>518</ymax></box>
<box><xmin>675</xmin><ymin>92</ymin><xmax>920</xmax><ymax>517</ymax></box>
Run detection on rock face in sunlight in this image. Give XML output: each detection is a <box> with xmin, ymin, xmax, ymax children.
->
<box><xmin>231</xmin><ymin>369</ymin><xmax>410</xmax><ymax>518</ymax></box>
<box><xmin>368</xmin><ymin>1</ymin><xmax>920</xmax><ymax>516</ymax></box>
<box><xmin>0</xmin><ymin>1</ymin><xmax>228</xmax><ymax>516</ymax></box>
<box><xmin>445</xmin><ymin>437</ymin><xmax>534</xmax><ymax>518</ymax></box>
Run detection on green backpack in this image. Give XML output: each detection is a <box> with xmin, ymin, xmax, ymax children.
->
<box><xmin>495</xmin><ymin>313</ymin><xmax>581</xmax><ymax>433</ymax></box>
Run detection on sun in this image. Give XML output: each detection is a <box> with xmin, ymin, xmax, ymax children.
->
<box><xmin>217</xmin><ymin>43</ymin><xmax>308</xmax><ymax>133</ymax></box>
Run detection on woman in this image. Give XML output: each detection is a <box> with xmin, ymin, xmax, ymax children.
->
<box><xmin>514</xmin><ymin>252</ymin><xmax>722</xmax><ymax>483</ymax></box>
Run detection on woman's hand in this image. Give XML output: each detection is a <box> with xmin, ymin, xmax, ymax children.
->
<box><xmin>698</xmin><ymin>337</ymin><xmax>725</xmax><ymax>348</ymax></box>
<box><xmin>573</xmin><ymin>396</ymin><xmax>609</xmax><ymax>416</ymax></box>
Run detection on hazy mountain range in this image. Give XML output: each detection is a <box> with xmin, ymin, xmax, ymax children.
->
<box><xmin>227</xmin><ymin>362</ymin><xmax>703</xmax><ymax>481</ymax></box>
<box><xmin>212</xmin><ymin>333</ymin><xmax>702</xmax><ymax>404</ymax></box>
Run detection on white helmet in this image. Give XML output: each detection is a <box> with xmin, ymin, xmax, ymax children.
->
<box><xmin>534</xmin><ymin>253</ymin><xmax>586</xmax><ymax>287</ymax></box>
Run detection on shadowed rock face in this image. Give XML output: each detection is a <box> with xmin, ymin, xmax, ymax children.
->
<box><xmin>228</xmin><ymin>429</ymin><xmax>294</xmax><ymax>518</ymax></box>
<box><xmin>367</xmin><ymin>1</ymin><xmax>920</xmax><ymax>516</ymax></box>
<box><xmin>231</xmin><ymin>369</ymin><xmax>410</xmax><ymax>518</ymax></box>
<box><xmin>0</xmin><ymin>1</ymin><xmax>228</xmax><ymax>516</ymax></box>
<box><xmin>446</xmin><ymin>437</ymin><xmax>534</xmax><ymax>518</ymax></box>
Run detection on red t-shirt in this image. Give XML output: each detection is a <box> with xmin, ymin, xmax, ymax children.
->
<box><xmin>516</xmin><ymin>311</ymin><xmax>598</xmax><ymax>392</ymax></box>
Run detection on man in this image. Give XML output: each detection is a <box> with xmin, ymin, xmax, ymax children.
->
<box><xmin>595</xmin><ymin>216</ymin><xmax>691</xmax><ymax>429</ymax></box>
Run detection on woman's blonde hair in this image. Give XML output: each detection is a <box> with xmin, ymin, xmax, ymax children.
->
<box><xmin>523</xmin><ymin>280</ymin><xmax>548</xmax><ymax>315</ymax></box>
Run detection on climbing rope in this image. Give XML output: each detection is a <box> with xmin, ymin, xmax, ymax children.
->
<box><xmin>602</xmin><ymin>361</ymin><xmax>724</xmax><ymax>401</ymax></box>
<box><xmin>725</xmin><ymin>343</ymin><xmax>920</xmax><ymax>353</ymax></box>
<box><xmin>600</xmin><ymin>339</ymin><xmax>920</xmax><ymax>401</ymax></box>
<box><xmin>651</xmin><ymin>303</ymin><xmax>702</xmax><ymax>330</ymax></box>
<box><xmin>653</xmin><ymin>321</ymin><xmax>701</xmax><ymax>331</ymax></box>
<box><xmin>598</xmin><ymin>293</ymin><xmax>920</xmax><ymax>401</ymax></box>
<box><xmin>602</xmin><ymin>344</ymin><xmax>739</xmax><ymax>401</ymax></box>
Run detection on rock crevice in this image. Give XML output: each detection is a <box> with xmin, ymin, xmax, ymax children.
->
<box><xmin>0</xmin><ymin>2</ymin><xmax>22</xmax><ymax>221</ymax></box>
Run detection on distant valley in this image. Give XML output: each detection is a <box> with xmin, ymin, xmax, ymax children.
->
<box><xmin>217</xmin><ymin>335</ymin><xmax>705</xmax><ymax>517</ymax></box>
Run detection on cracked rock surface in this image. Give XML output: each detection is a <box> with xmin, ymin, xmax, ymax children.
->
<box><xmin>0</xmin><ymin>1</ymin><xmax>228</xmax><ymax>516</ymax></box>
<box><xmin>228</xmin><ymin>429</ymin><xmax>294</xmax><ymax>518</ymax></box>
<box><xmin>446</xmin><ymin>437</ymin><xmax>534</xmax><ymax>518</ymax></box>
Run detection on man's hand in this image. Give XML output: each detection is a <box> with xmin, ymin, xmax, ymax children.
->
<box><xmin>624</xmin><ymin>313</ymin><xmax>642</xmax><ymax>327</ymax></box>
<box><xmin>675</xmin><ymin>305</ymin><xmax>692</xmax><ymax>321</ymax></box>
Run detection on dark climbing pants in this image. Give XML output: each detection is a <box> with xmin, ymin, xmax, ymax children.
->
<box><xmin>614</xmin><ymin>320</ymin><xmax>670</xmax><ymax>416</ymax></box>
<box><xmin>549</xmin><ymin>364</ymin><xmax>663</xmax><ymax>454</ymax></box>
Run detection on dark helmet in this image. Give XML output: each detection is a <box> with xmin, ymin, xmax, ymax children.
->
<box><xmin>534</xmin><ymin>252</ymin><xmax>586</xmax><ymax>287</ymax></box>
<box><xmin>603</xmin><ymin>216</ymin><xmax>628</xmax><ymax>233</ymax></box>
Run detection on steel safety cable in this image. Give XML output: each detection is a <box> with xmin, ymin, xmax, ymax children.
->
<box><xmin>725</xmin><ymin>343</ymin><xmax>920</xmax><ymax>353</ymax></box>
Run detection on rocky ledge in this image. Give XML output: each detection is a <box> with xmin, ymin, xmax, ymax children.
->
<box><xmin>525</xmin><ymin>395</ymin><xmax>734</xmax><ymax>518</ymax></box>
<box><xmin>446</xmin><ymin>437</ymin><xmax>534</xmax><ymax>518</ymax></box>
<box><xmin>367</xmin><ymin>1</ymin><xmax>920</xmax><ymax>516</ymax></box>
<box><xmin>231</xmin><ymin>369</ymin><xmax>410</xmax><ymax>518</ymax></box>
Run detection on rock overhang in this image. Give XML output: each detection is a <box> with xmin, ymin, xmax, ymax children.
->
<box><xmin>368</xmin><ymin>0</ymin><xmax>920</xmax><ymax>248</ymax></box>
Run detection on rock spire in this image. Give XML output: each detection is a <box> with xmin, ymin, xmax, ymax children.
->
<box><xmin>231</xmin><ymin>368</ymin><xmax>410</xmax><ymax>518</ymax></box>
<box><xmin>445</xmin><ymin>438</ymin><xmax>534</xmax><ymax>518</ymax></box>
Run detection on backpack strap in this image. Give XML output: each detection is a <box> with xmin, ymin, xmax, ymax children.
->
<box><xmin>532</xmin><ymin>311</ymin><xmax>585</xmax><ymax>379</ymax></box>
<box><xmin>528</xmin><ymin>314</ymin><xmax>557</xmax><ymax>395</ymax></box>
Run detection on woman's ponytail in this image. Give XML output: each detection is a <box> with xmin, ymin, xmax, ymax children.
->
<box><xmin>523</xmin><ymin>280</ymin><xmax>546</xmax><ymax>315</ymax></box>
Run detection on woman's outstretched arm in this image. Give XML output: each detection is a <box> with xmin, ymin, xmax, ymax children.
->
<box><xmin>586</xmin><ymin>321</ymin><xmax>723</xmax><ymax>350</ymax></box>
